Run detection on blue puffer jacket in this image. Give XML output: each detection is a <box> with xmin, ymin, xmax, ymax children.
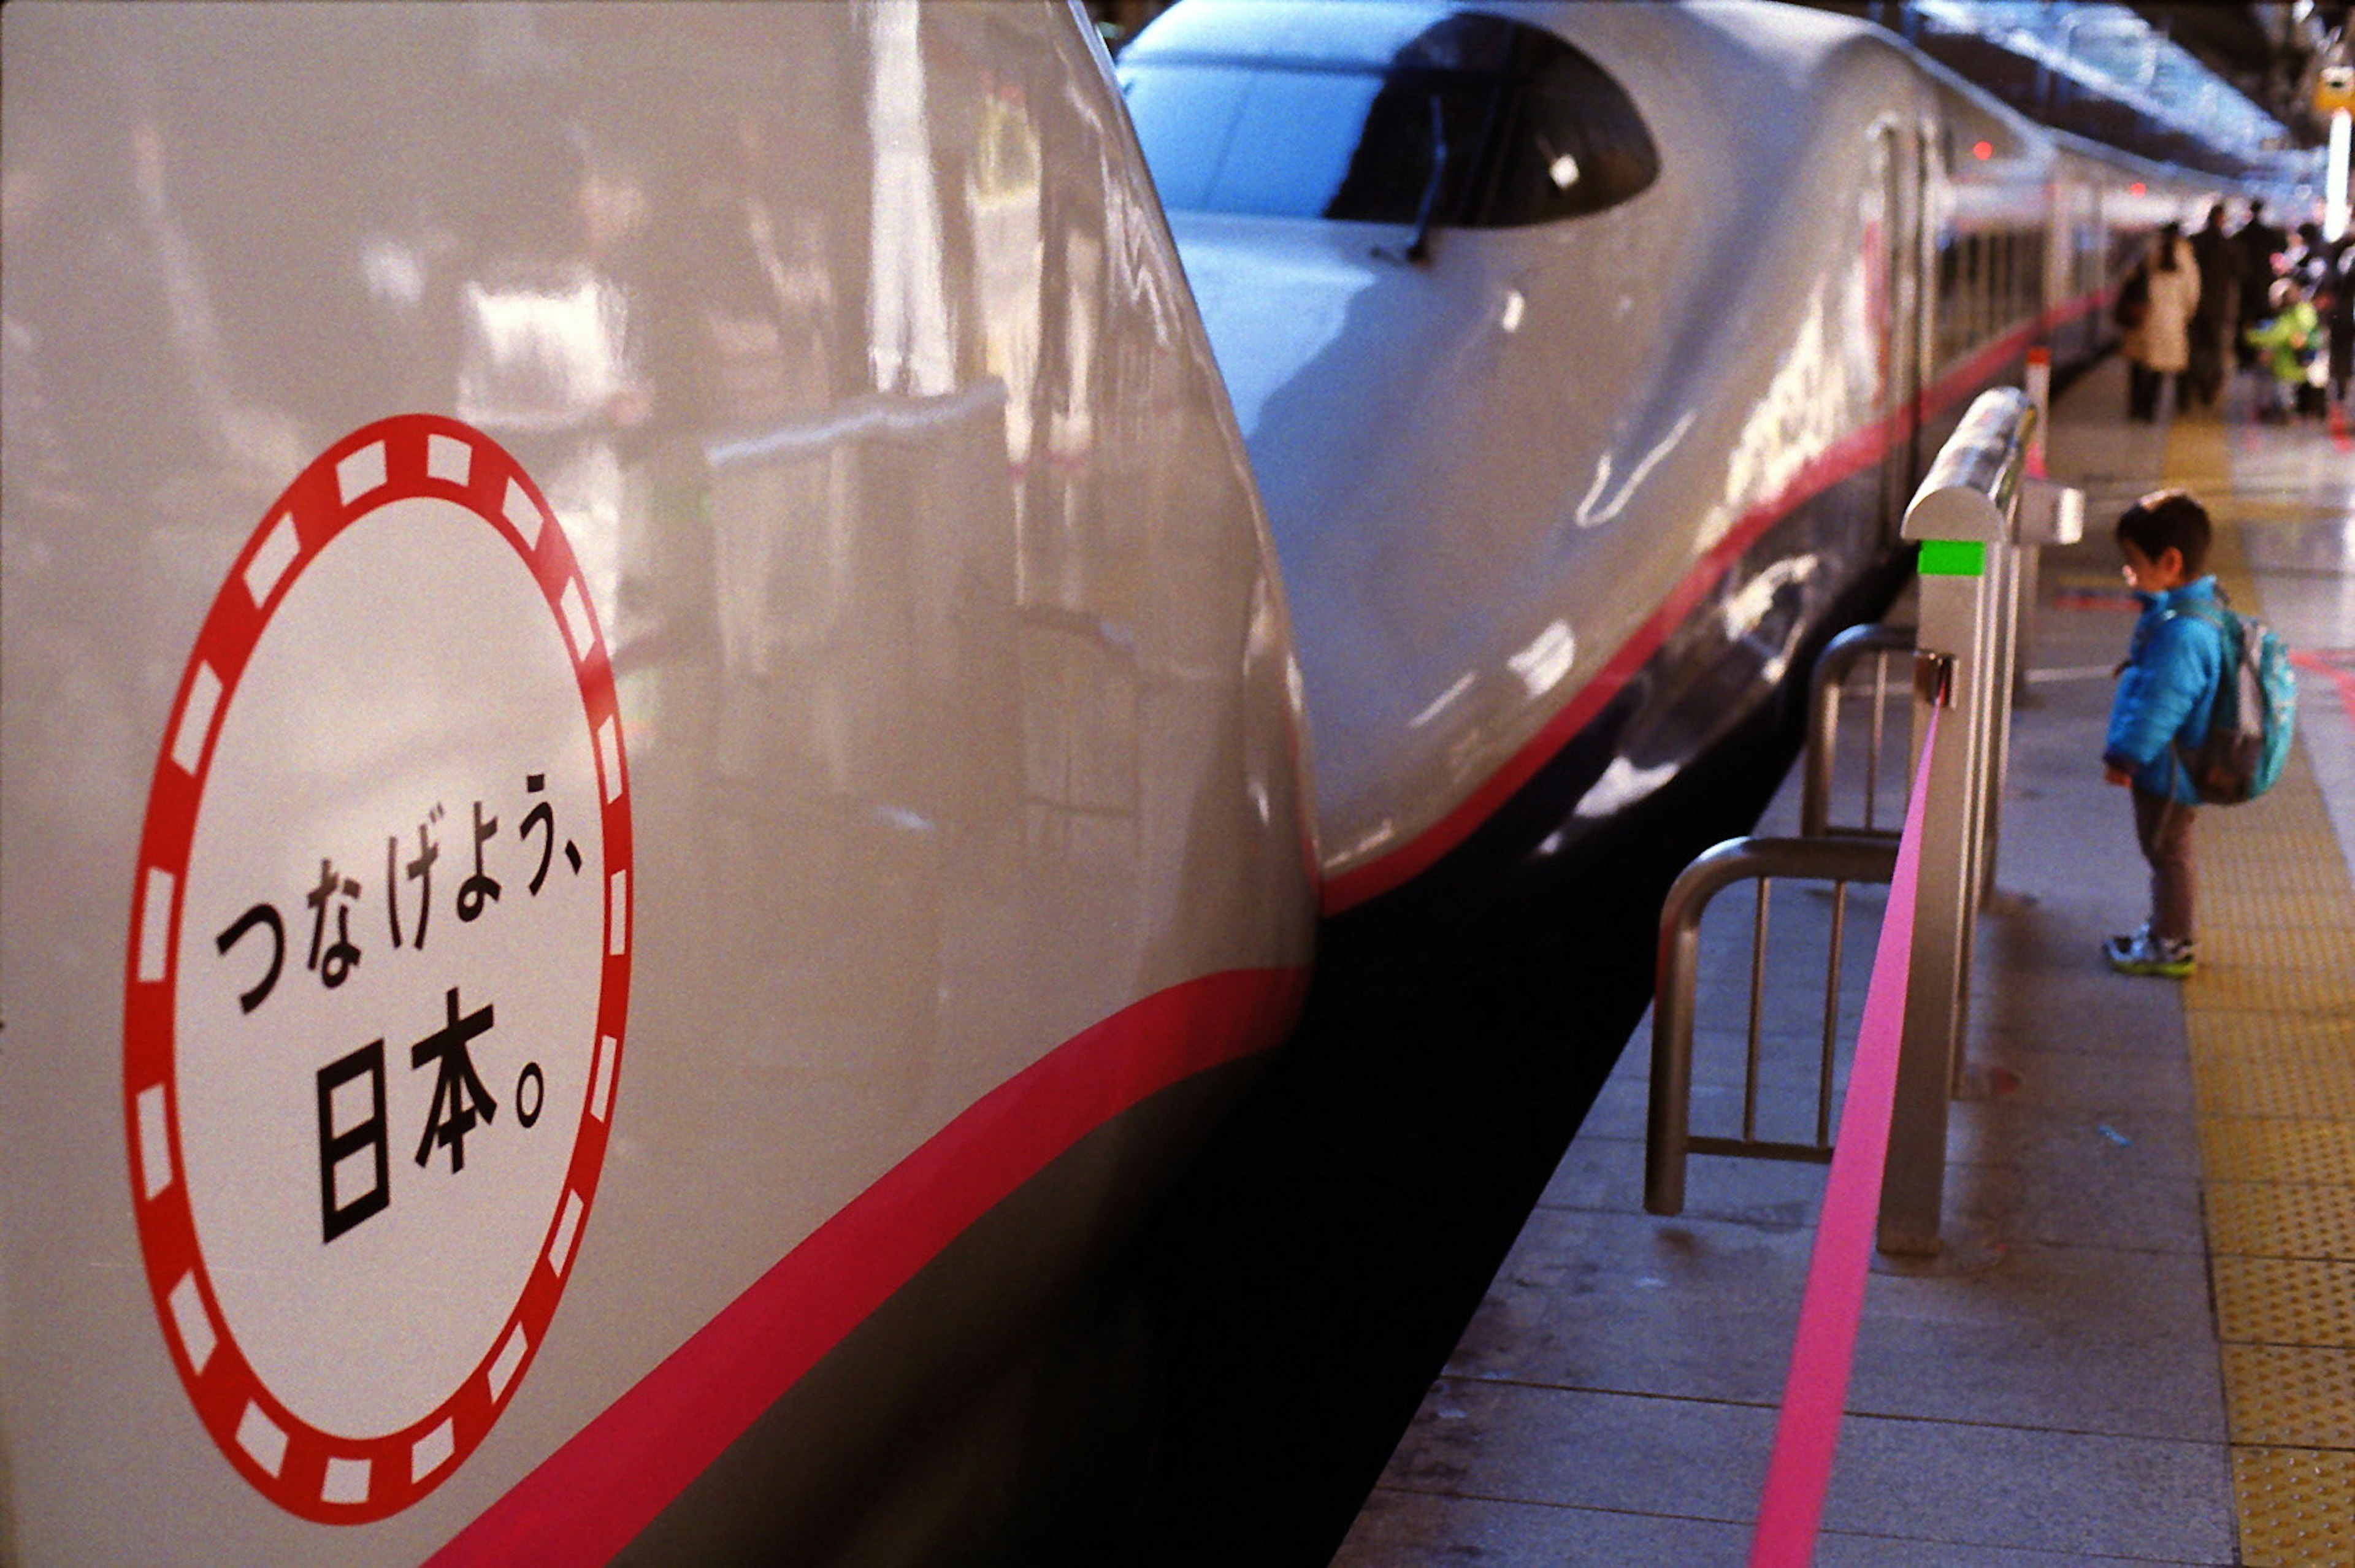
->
<box><xmin>2104</xmin><ymin>575</ymin><xmax>2230</xmax><ymax>805</ymax></box>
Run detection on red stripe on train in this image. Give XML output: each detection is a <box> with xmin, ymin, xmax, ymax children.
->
<box><xmin>1320</xmin><ymin>292</ymin><xmax>2099</xmax><ymax>915</ymax></box>
<box><xmin>429</xmin><ymin>963</ymin><xmax>1310</xmax><ymax>1566</ymax></box>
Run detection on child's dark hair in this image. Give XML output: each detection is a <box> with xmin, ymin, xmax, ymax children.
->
<box><xmin>2115</xmin><ymin>489</ymin><xmax>2211</xmax><ymax>577</ymax></box>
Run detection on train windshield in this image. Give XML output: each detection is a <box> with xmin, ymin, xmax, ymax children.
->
<box><xmin>1118</xmin><ymin>9</ymin><xmax>1657</xmax><ymax>227</ymax></box>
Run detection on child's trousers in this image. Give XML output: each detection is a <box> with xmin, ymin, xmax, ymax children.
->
<box><xmin>2132</xmin><ymin>786</ymin><xmax>2199</xmax><ymax>943</ymax></box>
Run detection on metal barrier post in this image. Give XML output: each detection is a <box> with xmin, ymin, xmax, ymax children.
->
<box><xmin>1801</xmin><ymin>624</ymin><xmax>1916</xmax><ymax>840</ymax></box>
<box><xmin>1880</xmin><ymin>390</ymin><xmax>2024</xmax><ymax>1254</ymax></box>
<box><xmin>1644</xmin><ymin>388</ymin><xmax>2080</xmax><ymax>1245</ymax></box>
<box><xmin>1645</xmin><ymin>836</ymin><xmax>1898</xmax><ymax>1217</ymax></box>
<box><xmin>1984</xmin><ymin>475</ymin><xmax>2085</xmax><ymax>900</ymax></box>
<box><xmin>1975</xmin><ymin>510</ymin><xmax>2017</xmax><ymax>912</ymax></box>
<box><xmin>2010</xmin><ymin>350</ymin><xmax>2072</xmax><ymax>707</ymax></box>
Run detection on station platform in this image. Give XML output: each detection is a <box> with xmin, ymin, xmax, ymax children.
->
<box><xmin>1332</xmin><ymin>359</ymin><xmax>2355</xmax><ymax>1566</ymax></box>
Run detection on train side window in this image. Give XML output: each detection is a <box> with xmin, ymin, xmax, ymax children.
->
<box><xmin>1988</xmin><ymin>235</ymin><xmax>2002</xmax><ymax>337</ymax></box>
<box><xmin>1975</xmin><ymin>235</ymin><xmax>1992</xmax><ymax>340</ymax></box>
<box><xmin>1962</xmin><ymin>235</ymin><xmax>1982</xmax><ymax>343</ymax></box>
<box><xmin>1937</xmin><ymin>242</ymin><xmax>1959</xmax><ymax>357</ymax></box>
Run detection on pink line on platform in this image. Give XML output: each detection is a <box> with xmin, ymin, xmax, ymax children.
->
<box><xmin>1748</xmin><ymin>710</ymin><xmax>1942</xmax><ymax>1567</ymax></box>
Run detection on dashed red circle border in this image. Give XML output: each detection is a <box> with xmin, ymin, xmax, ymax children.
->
<box><xmin>120</xmin><ymin>414</ymin><xmax>634</xmax><ymax>1524</ymax></box>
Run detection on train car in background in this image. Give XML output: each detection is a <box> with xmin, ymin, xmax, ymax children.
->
<box><xmin>0</xmin><ymin>4</ymin><xmax>1315</xmax><ymax>1562</ymax></box>
<box><xmin>1117</xmin><ymin>0</ymin><xmax>2232</xmax><ymax>916</ymax></box>
<box><xmin>1093</xmin><ymin>17</ymin><xmax>2242</xmax><ymax>1553</ymax></box>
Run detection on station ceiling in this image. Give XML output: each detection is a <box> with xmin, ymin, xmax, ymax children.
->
<box><xmin>2131</xmin><ymin>1</ymin><xmax>2351</xmax><ymax>145</ymax></box>
<box><xmin>1818</xmin><ymin>1</ymin><xmax>2350</xmax><ymax>177</ymax></box>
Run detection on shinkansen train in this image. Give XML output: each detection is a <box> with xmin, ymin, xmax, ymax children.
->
<box><xmin>1119</xmin><ymin>0</ymin><xmax>2219</xmax><ymax>917</ymax></box>
<box><xmin>2</xmin><ymin>4</ymin><xmax>1312</xmax><ymax>1563</ymax></box>
<box><xmin>1103</xmin><ymin>10</ymin><xmax>2230</xmax><ymax>1558</ymax></box>
<box><xmin>0</xmin><ymin>1</ymin><xmax>2237</xmax><ymax>1564</ymax></box>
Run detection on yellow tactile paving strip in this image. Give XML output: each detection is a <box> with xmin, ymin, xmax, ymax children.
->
<box><xmin>2214</xmin><ymin>1256</ymin><xmax>2355</xmax><ymax>1348</ymax></box>
<box><xmin>2233</xmin><ymin>1450</ymin><xmax>2355</xmax><ymax>1564</ymax></box>
<box><xmin>2225</xmin><ymin>1345</ymin><xmax>2355</xmax><ymax>1448</ymax></box>
<box><xmin>2201</xmin><ymin>1121</ymin><xmax>2355</xmax><ymax>1188</ymax></box>
<box><xmin>2159</xmin><ymin>419</ymin><xmax>2355</xmax><ymax>1566</ymax></box>
<box><xmin>2208</xmin><ymin>1184</ymin><xmax>2355</xmax><ymax>1260</ymax></box>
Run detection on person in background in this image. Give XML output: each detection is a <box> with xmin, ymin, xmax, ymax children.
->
<box><xmin>2185</xmin><ymin>203</ymin><xmax>2240</xmax><ymax>410</ymax></box>
<box><xmin>2284</xmin><ymin>221</ymin><xmax>2350</xmax><ymax>413</ymax></box>
<box><xmin>2123</xmin><ymin>221</ymin><xmax>2200</xmax><ymax>423</ymax></box>
<box><xmin>2102</xmin><ymin>491</ymin><xmax>2227</xmax><ymax>979</ymax></box>
<box><xmin>2289</xmin><ymin>221</ymin><xmax>2333</xmax><ymax>294</ymax></box>
<box><xmin>2231</xmin><ymin>199</ymin><xmax>2287</xmax><ymax>375</ymax></box>
<box><xmin>2322</xmin><ymin>242</ymin><xmax>2353</xmax><ymax>413</ymax></box>
<box><xmin>2245</xmin><ymin>277</ymin><xmax>2322</xmax><ymax>424</ymax></box>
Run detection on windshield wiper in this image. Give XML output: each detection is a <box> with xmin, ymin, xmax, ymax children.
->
<box><xmin>1387</xmin><ymin>92</ymin><xmax>1449</xmax><ymax>266</ymax></box>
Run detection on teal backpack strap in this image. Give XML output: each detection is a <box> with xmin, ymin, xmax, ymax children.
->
<box><xmin>2164</xmin><ymin>600</ymin><xmax>2237</xmax><ymax>675</ymax></box>
<box><xmin>2167</xmin><ymin>599</ymin><xmax>2231</xmax><ymax>635</ymax></box>
<box><xmin>2161</xmin><ymin>599</ymin><xmax>2236</xmax><ymax>800</ymax></box>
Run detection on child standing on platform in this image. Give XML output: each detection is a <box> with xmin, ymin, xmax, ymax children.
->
<box><xmin>2102</xmin><ymin>491</ymin><xmax>2229</xmax><ymax>978</ymax></box>
<box><xmin>2245</xmin><ymin>278</ymin><xmax>2324</xmax><ymax>424</ymax></box>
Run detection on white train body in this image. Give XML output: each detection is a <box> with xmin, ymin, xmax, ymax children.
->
<box><xmin>1</xmin><ymin>0</ymin><xmax>2237</xmax><ymax>1562</ymax></box>
<box><xmin>1122</xmin><ymin>0</ymin><xmax>2224</xmax><ymax>911</ymax></box>
<box><xmin>1</xmin><ymin>4</ymin><xmax>1312</xmax><ymax>1562</ymax></box>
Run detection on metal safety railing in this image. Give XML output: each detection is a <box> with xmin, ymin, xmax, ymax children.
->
<box><xmin>1648</xmin><ymin>388</ymin><xmax>2084</xmax><ymax>1568</ymax></box>
<box><xmin>1644</xmin><ymin>834</ymin><xmax>1896</xmax><ymax>1217</ymax></box>
<box><xmin>1875</xmin><ymin>389</ymin><xmax>2080</xmax><ymax>1249</ymax></box>
<box><xmin>1800</xmin><ymin>622</ymin><xmax>1917</xmax><ymax>841</ymax></box>
<box><xmin>1628</xmin><ymin>382</ymin><xmax>2096</xmax><ymax>1568</ymax></box>
<box><xmin>1744</xmin><ymin>397</ymin><xmax>2082</xmax><ymax>1568</ymax></box>
<box><xmin>1645</xmin><ymin>386</ymin><xmax>2083</xmax><ymax>1253</ymax></box>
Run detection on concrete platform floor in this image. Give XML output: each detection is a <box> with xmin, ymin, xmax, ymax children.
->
<box><xmin>1331</xmin><ymin>357</ymin><xmax>2355</xmax><ymax>1566</ymax></box>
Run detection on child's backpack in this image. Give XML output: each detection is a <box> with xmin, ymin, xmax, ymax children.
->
<box><xmin>2171</xmin><ymin>600</ymin><xmax>2297</xmax><ymax>805</ymax></box>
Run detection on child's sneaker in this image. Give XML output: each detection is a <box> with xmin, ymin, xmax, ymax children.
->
<box><xmin>2105</xmin><ymin>927</ymin><xmax>2196</xmax><ymax>977</ymax></box>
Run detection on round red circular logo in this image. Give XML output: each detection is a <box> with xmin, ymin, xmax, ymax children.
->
<box><xmin>121</xmin><ymin>414</ymin><xmax>632</xmax><ymax>1522</ymax></box>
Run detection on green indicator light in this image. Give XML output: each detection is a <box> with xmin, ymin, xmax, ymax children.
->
<box><xmin>1918</xmin><ymin>540</ymin><xmax>1986</xmax><ymax>576</ymax></box>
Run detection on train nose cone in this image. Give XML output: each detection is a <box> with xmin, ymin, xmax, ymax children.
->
<box><xmin>1170</xmin><ymin>213</ymin><xmax>1388</xmax><ymax>447</ymax></box>
<box><xmin>1166</xmin><ymin>211</ymin><xmax>1518</xmax><ymax>882</ymax></box>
